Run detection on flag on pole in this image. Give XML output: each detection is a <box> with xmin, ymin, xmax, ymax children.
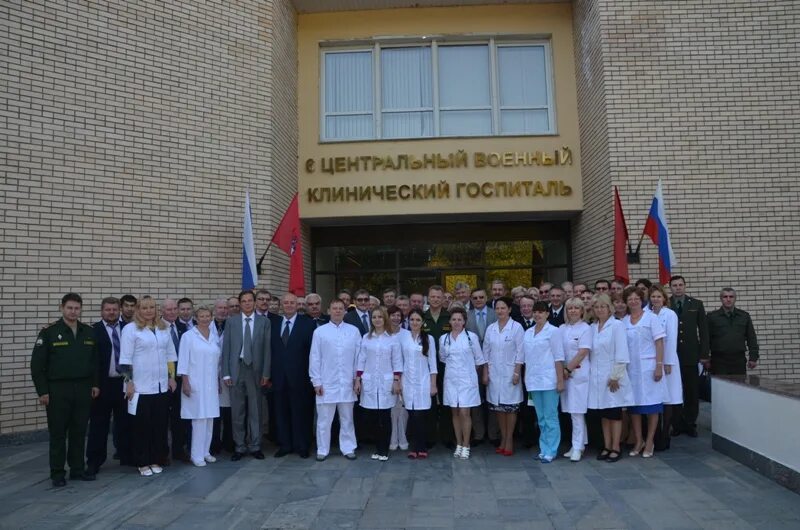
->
<box><xmin>271</xmin><ymin>194</ymin><xmax>305</xmax><ymax>296</ymax></box>
<box><xmin>613</xmin><ymin>186</ymin><xmax>630</xmax><ymax>285</ymax></box>
<box><xmin>241</xmin><ymin>191</ymin><xmax>258</xmax><ymax>290</ymax></box>
<box><xmin>642</xmin><ymin>179</ymin><xmax>677</xmax><ymax>284</ymax></box>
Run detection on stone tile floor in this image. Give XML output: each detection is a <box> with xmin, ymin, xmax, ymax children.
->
<box><xmin>0</xmin><ymin>423</ymin><xmax>798</xmax><ymax>529</ymax></box>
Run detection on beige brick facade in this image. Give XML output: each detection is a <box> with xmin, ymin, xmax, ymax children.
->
<box><xmin>1</xmin><ymin>0</ymin><xmax>297</xmax><ymax>434</ymax></box>
<box><xmin>572</xmin><ymin>0</ymin><xmax>800</xmax><ymax>380</ymax></box>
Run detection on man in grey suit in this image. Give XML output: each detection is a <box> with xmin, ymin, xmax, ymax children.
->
<box><xmin>222</xmin><ymin>290</ymin><xmax>272</xmax><ymax>460</ymax></box>
<box><xmin>465</xmin><ymin>288</ymin><xmax>497</xmax><ymax>445</ymax></box>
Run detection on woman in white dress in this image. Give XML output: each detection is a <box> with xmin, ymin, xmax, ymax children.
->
<box><xmin>559</xmin><ymin>297</ymin><xmax>593</xmax><ymax>462</ymax></box>
<box><xmin>439</xmin><ymin>306</ymin><xmax>487</xmax><ymax>460</ymax></box>
<box><xmin>387</xmin><ymin>306</ymin><xmax>409</xmax><ymax>452</ymax></box>
<box><xmin>119</xmin><ymin>296</ymin><xmax>177</xmax><ymax>477</ymax></box>
<box><xmin>400</xmin><ymin>308</ymin><xmax>438</xmax><ymax>459</ymax></box>
<box><xmin>622</xmin><ymin>286</ymin><xmax>667</xmax><ymax>458</ymax></box>
<box><xmin>523</xmin><ymin>301</ymin><xmax>564</xmax><ymax>463</ymax></box>
<box><xmin>649</xmin><ymin>284</ymin><xmax>682</xmax><ymax>450</ymax></box>
<box><xmin>178</xmin><ymin>306</ymin><xmax>221</xmax><ymax>467</ymax></box>
<box><xmin>587</xmin><ymin>294</ymin><xmax>634</xmax><ymax>463</ymax></box>
<box><xmin>483</xmin><ymin>297</ymin><xmax>524</xmax><ymax>456</ymax></box>
<box><xmin>355</xmin><ymin>307</ymin><xmax>403</xmax><ymax>461</ymax></box>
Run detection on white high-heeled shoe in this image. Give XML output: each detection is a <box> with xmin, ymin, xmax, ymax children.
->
<box><xmin>460</xmin><ymin>447</ymin><xmax>471</xmax><ymax>460</ymax></box>
<box><xmin>453</xmin><ymin>445</ymin><xmax>463</xmax><ymax>458</ymax></box>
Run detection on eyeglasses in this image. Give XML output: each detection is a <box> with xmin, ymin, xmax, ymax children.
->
<box><xmin>356</xmin><ymin>297</ymin><xmax>369</xmax><ymax>302</ymax></box>
<box><xmin>471</xmin><ymin>295</ymin><xmax>485</xmax><ymax>300</ymax></box>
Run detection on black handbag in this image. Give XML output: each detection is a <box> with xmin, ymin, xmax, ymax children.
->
<box><xmin>698</xmin><ymin>366</ymin><xmax>711</xmax><ymax>402</ymax></box>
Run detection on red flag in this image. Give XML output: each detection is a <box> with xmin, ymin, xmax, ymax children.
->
<box><xmin>613</xmin><ymin>186</ymin><xmax>630</xmax><ymax>285</ymax></box>
<box><xmin>270</xmin><ymin>194</ymin><xmax>305</xmax><ymax>296</ymax></box>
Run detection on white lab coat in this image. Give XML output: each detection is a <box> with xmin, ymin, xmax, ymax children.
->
<box><xmin>119</xmin><ymin>325</ymin><xmax>177</xmax><ymax>396</ymax></box>
<box><xmin>439</xmin><ymin>330</ymin><xmax>486</xmax><ymax>407</ymax></box>
<box><xmin>309</xmin><ymin>321</ymin><xmax>362</xmax><ymax>404</ymax></box>
<box><xmin>177</xmin><ymin>327</ymin><xmax>221</xmax><ymax>419</ymax></box>
<box><xmin>357</xmin><ymin>331</ymin><xmax>403</xmax><ymax>410</ymax></box>
<box><xmin>624</xmin><ymin>312</ymin><xmax>668</xmax><ymax>406</ymax></box>
<box><xmin>210</xmin><ymin>324</ymin><xmax>230</xmax><ymax>407</ymax></box>
<box><xmin>523</xmin><ymin>323</ymin><xmax>563</xmax><ymax>392</ymax></box>
<box><xmin>483</xmin><ymin>319</ymin><xmax>524</xmax><ymax>406</ymax></box>
<box><xmin>400</xmin><ymin>332</ymin><xmax>438</xmax><ymax>410</ymax></box>
<box><xmin>652</xmin><ymin>307</ymin><xmax>683</xmax><ymax>405</ymax></box>
<box><xmin>587</xmin><ymin>319</ymin><xmax>634</xmax><ymax>409</ymax></box>
<box><xmin>559</xmin><ymin>321</ymin><xmax>592</xmax><ymax>413</ymax></box>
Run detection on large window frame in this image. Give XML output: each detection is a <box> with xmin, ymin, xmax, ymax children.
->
<box><xmin>319</xmin><ymin>37</ymin><xmax>556</xmax><ymax>142</ymax></box>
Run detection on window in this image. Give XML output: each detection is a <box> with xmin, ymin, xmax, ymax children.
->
<box><xmin>320</xmin><ymin>39</ymin><xmax>554</xmax><ymax>141</ymax></box>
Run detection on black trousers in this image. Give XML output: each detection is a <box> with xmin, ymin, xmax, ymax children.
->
<box><xmin>433</xmin><ymin>362</ymin><xmax>454</xmax><ymax>445</ymax></box>
<box><xmin>211</xmin><ymin>407</ymin><xmax>234</xmax><ymax>454</ymax></box>
<box><xmin>712</xmin><ymin>358</ymin><xmax>747</xmax><ymax>376</ymax></box>
<box><xmin>132</xmin><ymin>392</ymin><xmax>168</xmax><ymax>467</ymax></box>
<box><xmin>674</xmin><ymin>364</ymin><xmax>700</xmax><ymax>431</ymax></box>
<box><xmin>408</xmin><ymin>409</ymin><xmax>429</xmax><ymax>453</ymax></box>
<box><xmin>273</xmin><ymin>383</ymin><xmax>314</xmax><ymax>453</ymax></box>
<box><xmin>86</xmin><ymin>376</ymin><xmax>133</xmax><ymax>468</ymax></box>
<box><xmin>168</xmin><ymin>378</ymin><xmax>191</xmax><ymax>458</ymax></box>
<box><xmin>362</xmin><ymin>408</ymin><xmax>391</xmax><ymax>456</ymax></box>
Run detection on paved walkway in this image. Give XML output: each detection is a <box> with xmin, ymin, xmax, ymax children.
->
<box><xmin>0</xmin><ymin>420</ymin><xmax>798</xmax><ymax>529</ymax></box>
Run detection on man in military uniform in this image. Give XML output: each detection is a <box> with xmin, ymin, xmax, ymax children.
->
<box><xmin>31</xmin><ymin>293</ymin><xmax>100</xmax><ymax>487</ymax></box>
<box><xmin>669</xmin><ymin>275</ymin><xmax>709</xmax><ymax>438</ymax></box>
<box><xmin>423</xmin><ymin>285</ymin><xmax>452</xmax><ymax>447</ymax></box>
<box><xmin>707</xmin><ymin>287</ymin><xmax>759</xmax><ymax>376</ymax></box>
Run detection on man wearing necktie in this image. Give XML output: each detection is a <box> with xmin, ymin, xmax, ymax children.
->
<box><xmin>547</xmin><ymin>287</ymin><xmax>566</xmax><ymax>327</ymax></box>
<box><xmin>344</xmin><ymin>289</ymin><xmax>372</xmax><ymax>336</ymax></box>
<box><xmin>305</xmin><ymin>293</ymin><xmax>330</xmax><ymax>328</ymax></box>
<box><xmin>466</xmin><ymin>288</ymin><xmax>497</xmax><ymax>445</ymax></box>
<box><xmin>222</xmin><ymin>291</ymin><xmax>272</xmax><ymax>461</ymax></box>
<box><xmin>269</xmin><ymin>293</ymin><xmax>316</xmax><ymax>458</ymax></box>
<box><xmin>86</xmin><ymin>297</ymin><xmax>134</xmax><ymax>475</ymax></box>
<box><xmin>161</xmin><ymin>298</ymin><xmax>190</xmax><ymax>463</ymax></box>
<box><xmin>669</xmin><ymin>275</ymin><xmax>709</xmax><ymax>438</ymax></box>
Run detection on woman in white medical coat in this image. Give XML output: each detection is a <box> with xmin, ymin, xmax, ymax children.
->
<box><xmin>355</xmin><ymin>307</ymin><xmax>403</xmax><ymax>460</ymax></box>
<box><xmin>399</xmin><ymin>308</ymin><xmax>438</xmax><ymax>459</ymax></box>
<box><xmin>387</xmin><ymin>306</ymin><xmax>410</xmax><ymax>452</ymax></box>
<box><xmin>559</xmin><ymin>297</ymin><xmax>593</xmax><ymax>462</ymax></box>
<box><xmin>648</xmin><ymin>284</ymin><xmax>682</xmax><ymax>450</ymax></box>
<box><xmin>483</xmin><ymin>297</ymin><xmax>523</xmax><ymax>456</ymax></box>
<box><xmin>177</xmin><ymin>306</ymin><xmax>221</xmax><ymax>467</ymax></box>
<box><xmin>439</xmin><ymin>306</ymin><xmax>487</xmax><ymax>460</ymax></box>
<box><xmin>587</xmin><ymin>294</ymin><xmax>634</xmax><ymax>463</ymax></box>
<box><xmin>622</xmin><ymin>286</ymin><xmax>667</xmax><ymax>458</ymax></box>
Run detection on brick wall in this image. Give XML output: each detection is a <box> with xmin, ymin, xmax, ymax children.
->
<box><xmin>0</xmin><ymin>0</ymin><xmax>297</xmax><ymax>434</ymax></box>
<box><xmin>573</xmin><ymin>0</ymin><xmax>800</xmax><ymax>379</ymax></box>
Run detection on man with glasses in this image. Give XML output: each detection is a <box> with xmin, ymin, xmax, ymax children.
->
<box><xmin>344</xmin><ymin>289</ymin><xmax>372</xmax><ymax>336</ymax></box>
<box><xmin>594</xmin><ymin>279</ymin><xmax>611</xmax><ymax>294</ymax></box>
<box><xmin>466</xmin><ymin>288</ymin><xmax>497</xmax><ymax>446</ymax></box>
<box><xmin>255</xmin><ymin>290</ymin><xmax>272</xmax><ymax>317</ymax></box>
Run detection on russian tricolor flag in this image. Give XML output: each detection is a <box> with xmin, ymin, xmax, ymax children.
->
<box><xmin>642</xmin><ymin>179</ymin><xmax>676</xmax><ymax>284</ymax></box>
<box><xmin>241</xmin><ymin>191</ymin><xmax>258</xmax><ymax>290</ymax></box>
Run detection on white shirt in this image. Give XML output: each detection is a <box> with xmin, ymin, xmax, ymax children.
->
<box><xmin>120</xmin><ymin>324</ymin><xmax>177</xmax><ymax>395</ymax></box>
<box><xmin>523</xmin><ymin>323</ymin><xmax>563</xmax><ymax>391</ymax></box>
<box><xmin>179</xmin><ymin>318</ymin><xmax>194</xmax><ymax>330</ymax></box>
<box><xmin>356</xmin><ymin>310</ymin><xmax>371</xmax><ymax>329</ymax></box>
<box><xmin>103</xmin><ymin>320</ymin><xmax>122</xmax><ymax>377</ymax></box>
<box><xmin>309</xmin><ymin>320</ymin><xmax>362</xmax><ymax>404</ymax></box>
<box><xmin>356</xmin><ymin>331</ymin><xmax>403</xmax><ymax>409</ymax></box>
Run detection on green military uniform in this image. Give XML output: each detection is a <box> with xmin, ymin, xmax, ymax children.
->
<box><xmin>423</xmin><ymin>309</ymin><xmax>451</xmax><ymax>444</ymax></box>
<box><xmin>30</xmin><ymin>318</ymin><xmax>99</xmax><ymax>480</ymax></box>
<box><xmin>707</xmin><ymin>307</ymin><xmax>759</xmax><ymax>375</ymax></box>
<box><xmin>670</xmin><ymin>295</ymin><xmax>710</xmax><ymax>433</ymax></box>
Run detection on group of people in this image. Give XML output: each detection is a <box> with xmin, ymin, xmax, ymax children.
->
<box><xmin>30</xmin><ymin>276</ymin><xmax>759</xmax><ymax>487</ymax></box>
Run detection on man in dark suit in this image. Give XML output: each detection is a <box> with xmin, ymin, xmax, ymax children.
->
<box><xmin>269</xmin><ymin>293</ymin><xmax>316</xmax><ymax>458</ymax></box>
<box><xmin>343</xmin><ymin>289</ymin><xmax>372</xmax><ymax>336</ymax></box>
<box><xmin>86</xmin><ymin>297</ymin><xmax>133</xmax><ymax>475</ymax></box>
<box><xmin>222</xmin><ymin>290</ymin><xmax>272</xmax><ymax>460</ymax></box>
<box><xmin>466</xmin><ymin>288</ymin><xmax>497</xmax><ymax>444</ymax></box>
<box><xmin>669</xmin><ymin>275</ymin><xmax>709</xmax><ymax>438</ymax></box>
<box><xmin>305</xmin><ymin>293</ymin><xmax>329</xmax><ymax>328</ymax></box>
<box><xmin>514</xmin><ymin>295</ymin><xmax>539</xmax><ymax>448</ymax></box>
<box><xmin>547</xmin><ymin>287</ymin><xmax>566</xmax><ymax>327</ymax></box>
<box><xmin>161</xmin><ymin>298</ymin><xmax>190</xmax><ymax>463</ymax></box>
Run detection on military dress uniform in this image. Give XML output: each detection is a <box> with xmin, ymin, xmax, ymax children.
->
<box><xmin>30</xmin><ymin>318</ymin><xmax>99</xmax><ymax>482</ymax></box>
<box><xmin>670</xmin><ymin>296</ymin><xmax>709</xmax><ymax>435</ymax></box>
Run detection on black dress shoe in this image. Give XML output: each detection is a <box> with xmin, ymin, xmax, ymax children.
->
<box><xmin>52</xmin><ymin>478</ymin><xmax>67</xmax><ymax>488</ymax></box>
<box><xmin>273</xmin><ymin>449</ymin><xmax>291</xmax><ymax>458</ymax></box>
<box><xmin>251</xmin><ymin>450</ymin><xmax>265</xmax><ymax>460</ymax></box>
<box><xmin>687</xmin><ymin>427</ymin><xmax>698</xmax><ymax>438</ymax></box>
<box><xmin>112</xmin><ymin>452</ymin><xmax>120</xmax><ymax>460</ymax></box>
<box><xmin>80</xmin><ymin>471</ymin><xmax>96</xmax><ymax>481</ymax></box>
<box><xmin>231</xmin><ymin>452</ymin><xmax>245</xmax><ymax>461</ymax></box>
<box><xmin>298</xmin><ymin>451</ymin><xmax>310</xmax><ymax>459</ymax></box>
<box><xmin>671</xmin><ymin>428</ymin><xmax>682</xmax><ymax>437</ymax></box>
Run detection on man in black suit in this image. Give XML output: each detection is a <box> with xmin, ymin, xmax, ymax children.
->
<box><xmin>305</xmin><ymin>293</ymin><xmax>329</xmax><ymax>328</ymax></box>
<box><xmin>86</xmin><ymin>297</ymin><xmax>133</xmax><ymax>475</ymax></box>
<box><xmin>162</xmin><ymin>298</ymin><xmax>190</xmax><ymax>463</ymax></box>
<box><xmin>669</xmin><ymin>275</ymin><xmax>709</xmax><ymax>438</ymax></box>
<box><xmin>343</xmin><ymin>289</ymin><xmax>372</xmax><ymax>336</ymax></box>
<box><xmin>270</xmin><ymin>293</ymin><xmax>316</xmax><ymax>458</ymax></box>
<box><xmin>547</xmin><ymin>287</ymin><xmax>566</xmax><ymax>327</ymax></box>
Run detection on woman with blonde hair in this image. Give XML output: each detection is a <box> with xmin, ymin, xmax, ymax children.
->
<box><xmin>649</xmin><ymin>284</ymin><xmax>682</xmax><ymax>450</ymax></box>
<box><xmin>559</xmin><ymin>297</ymin><xmax>592</xmax><ymax>462</ymax></box>
<box><xmin>120</xmin><ymin>296</ymin><xmax>177</xmax><ymax>477</ymax></box>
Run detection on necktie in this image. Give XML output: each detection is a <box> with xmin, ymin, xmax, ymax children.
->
<box><xmin>282</xmin><ymin>320</ymin><xmax>290</xmax><ymax>346</ymax></box>
<box><xmin>526</xmin><ymin>319</ymin><xmax>531</xmax><ymax>328</ymax></box>
<box><xmin>361</xmin><ymin>313</ymin><xmax>369</xmax><ymax>332</ymax></box>
<box><xmin>170</xmin><ymin>324</ymin><xmax>179</xmax><ymax>353</ymax></box>
<box><xmin>110</xmin><ymin>324</ymin><xmax>121</xmax><ymax>372</ymax></box>
<box><xmin>676</xmin><ymin>300</ymin><xmax>683</xmax><ymax>315</ymax></box>
<box><xmin>243</xmin><ymin>317</ymin><xmax>253</xmax><ymax>365</ymax></box>
<box><xmin>478</xmin><ymin>311</ymin><xmax>486</xmax><ymax>336</ymax></box>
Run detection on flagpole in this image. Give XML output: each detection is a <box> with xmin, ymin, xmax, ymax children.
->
<box><xmin>256</xmin><ymin>242</ymin><xmax>273</xmax><ymax>276</ymax></box>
